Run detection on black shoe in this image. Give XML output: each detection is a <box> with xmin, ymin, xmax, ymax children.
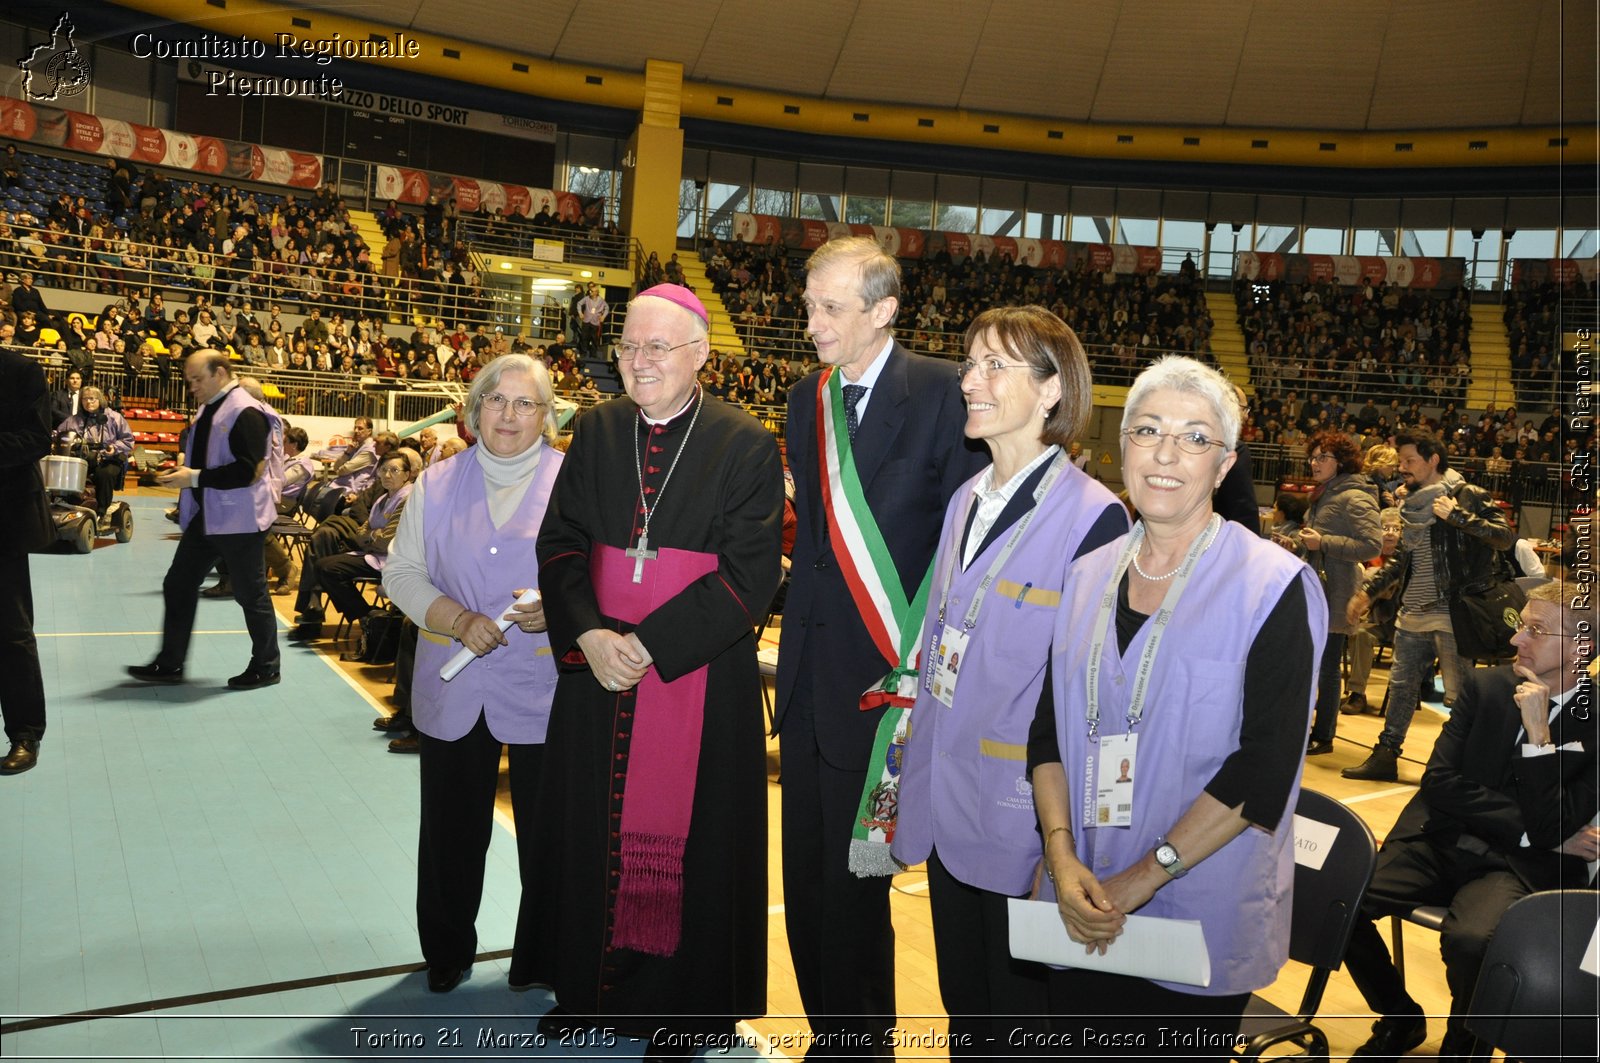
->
<box><xmin>127</xmin><ymin>661</ymin><xmax>185</xmax><ymax>683</ymax></box>
<box><xmin>1</xmin><ymin>740</ymin><xmax>39</xmax><ymax>775</ymax></box>
<box><xmin>373</xmin><ymin>715</ymin><xmax>413</xmax><ymax>733</ymax></box>
<box><xmin>227</xmin><ymin>666</ymin><xmax>281</xmax><ymax>690</ymax></box>
<box><xmin>1343</xmin><ymin>744</ymin><xmax>1401</xmax><ymax>782</ymax></box>
<box><xmin>388</xmin><ymin>734</ymin><xmax>420</xmax><ymax>754</ymax></box>
<box><xmin>1340</xmin><ymin>692</ymin><xmax>1368</xmax><ymax>715</ymax></box>
<box><xmin>1350</xmin><ymin>1014</ymin><xmax>1427</xmax><ymax>1060</ymax></box>
<box><xmin>426</xmin><ymin>964</ymin><xmax>469</xmax><ymax>993</ymax></box>
<box><xmin>286</xmin><ymin>623</ymin><xmax>323</xmax><ymax>642</ymax></box>
<box><xmin>1306</xmin><ymin>739</ymin><xmax>1335</xmax><ymax>756</ymax></box>
<box><xmin>200</xmin><ymin>582</ymin><xmax>232</xmax><ymax>599</ymax></box>
<box><xmin>538</xmin><ymin>1006</ymin><xmax>591</xmax><ymax>1039</ymax></box>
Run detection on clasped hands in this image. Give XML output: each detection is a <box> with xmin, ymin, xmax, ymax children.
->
<box><xmin>577</xmin><ymin>628</ymin><xmax>653</xmax><ymax>692</ymax></box>
<box><xmin>1035</xmin><ymin>849</ymin><xmax>1165</xmax><ymax>955</ymax></box>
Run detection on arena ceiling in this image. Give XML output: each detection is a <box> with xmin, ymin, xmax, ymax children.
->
<box><xmin>342</xmin><ymin>0</ymin><xmax>1593</xmax><ymax>132</ymax></box>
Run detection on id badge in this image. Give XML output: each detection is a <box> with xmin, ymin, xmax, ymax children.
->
<box><xmin>1094</xmin><ymin>732</ymin><xmax>1138</xmax><ymax>827</ymax></box>
<box><xmin>928</xmin><ymin>624</ymin><xmax>970</xmax><ymax>707</ymax></box>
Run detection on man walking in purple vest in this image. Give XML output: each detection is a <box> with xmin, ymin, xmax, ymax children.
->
<box><xmin>129</xmin><ymin>350</ymin><xmax>282</xmax><ymax>690</ymax></box>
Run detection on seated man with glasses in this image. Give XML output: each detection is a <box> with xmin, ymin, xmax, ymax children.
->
<box><xmin>1340</xmin><ymin>575</ymin><xmax>1597</xmax><ymax>1061</ymax></box>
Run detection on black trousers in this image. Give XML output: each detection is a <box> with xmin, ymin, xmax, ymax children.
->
<box><xmin>89</xmin><ymin>456</ymin><xmax>124</xmax><ymax>517</ymax></box>
<box><xmin>1310</xmin><ymin>631</ymin><xmax>1347</xmax><ymax>745</ymax></box>
<box><xmin>416</xmin><ymin>712</ymin><xmax>543</xmax><ymax>978</ymax></box>
<box><xmin>158</xmin><ymin>518</ymin><xmax>278</xmax><ymax>671</ymax></box>
<box><xmin>0</xmin><ymin>547</ymin><xmax>46</xmax><ymax>743</ymax></box>
<box><xmin>318</xmin><ymin>553</ymin><xmax>379</xmax><ymax>622</ymax></box>
<box><xmin>1046</xmin><ymin>969</ymin><xmax>1249</xmax><ymax>1058</ymax></box>
<box><xmin>293</xmin><ymin>518</ymin><xmax>361</xmax><ymax>619</ymax></box>
<box><xmin>926</xmin><ymin>849</ymin><xmax>1049</xmax><ymax>1055</ymax></box>
<box><xmin>1341</xmin><ymin>835</ymin><xmax>1527</xmax><ymax>1045</ymax></box>
<box><xmin>779</xmin><ymin>673</ymin><xmax>896</xmax><ymax>1061</ymax></box>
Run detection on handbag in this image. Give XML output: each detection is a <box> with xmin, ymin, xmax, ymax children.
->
<box><xmin>355</xmin><ymin>606</ymin><xmax>405</xmax><ymax>665</ymax></box>
<box><xmin>1449</xmin><ymin>578</ymin><xmax>1526</xmax><ymax>660</ymax></box>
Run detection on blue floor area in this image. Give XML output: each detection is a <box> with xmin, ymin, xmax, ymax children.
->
<box><xmin>2</xmin><ymin>496</ymin><xmax>669</xmax><ymax>1061</ymax></box>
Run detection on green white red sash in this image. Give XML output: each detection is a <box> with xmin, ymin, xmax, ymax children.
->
<box><xmin>816</xmin><ymin>365</ymin><xmax>933</xmax><ymax>876</ymax></box>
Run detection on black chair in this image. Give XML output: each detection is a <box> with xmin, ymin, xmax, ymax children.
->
<box><xmin>1388</xmin><ymin>903</ymin><xmax>1448</xmax><ymax>988</ymax></box>
<box><xmin>1234</xmin><ymin>787</ymin><xmax>1379</xmax><ymax>1061</ymax></box>
<box><xmin>1465</xmin><ymin>890</ymin><xmax>1599</xmax><ymax>1062</ymax></box>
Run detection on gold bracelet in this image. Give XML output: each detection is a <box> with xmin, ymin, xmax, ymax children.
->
<box><xmin>449</xmin><ymin>609</ymin><xmax>468</xmax><ymax>640</ymax></box>
<box><xmin>1044</xmin><ymin>826</ymin><xmax>1072</xmax><ymax>848</ymax></box>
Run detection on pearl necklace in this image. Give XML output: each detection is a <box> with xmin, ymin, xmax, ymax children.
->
<box><xmin>1130</xmin><ymin>553</ymin><xmax>1182</xmax><ymax>581</ymax></box>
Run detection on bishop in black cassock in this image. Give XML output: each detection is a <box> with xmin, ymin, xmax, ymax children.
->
<box><xmin>531</xmin><ymin>285</ymin><xmax>784</xmax><ymax>1043</ymax></box>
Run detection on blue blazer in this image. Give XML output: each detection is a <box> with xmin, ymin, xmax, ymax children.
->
<box><xmin>775</xmin><ymin>341</ymin><xmax>987</xmax><ymax>765</ymax></box>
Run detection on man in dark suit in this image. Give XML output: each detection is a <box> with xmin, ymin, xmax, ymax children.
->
<box><xmin>776</xmin><ymin>236</ymin><xmax>986</xmax><ymax>1054</ymax></box>
<box><xmin>0</xmin><ymin>344</ymin><xmax>52</xmax><ymax>774</ymax></box>
<box><xmin>1342</xmin><ymin>576</ymin><xmax>1597</xmax><ymax>1061</ymax></box>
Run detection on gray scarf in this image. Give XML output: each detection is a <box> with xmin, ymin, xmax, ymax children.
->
<box><xmin>1399</xmin><ymin>468</ymin><xmax>1463</xmax><ymax>552</ymax></box>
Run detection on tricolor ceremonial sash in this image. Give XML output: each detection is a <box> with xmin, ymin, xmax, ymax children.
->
<box><xmin>816</xmin><ymin>366</ymin><xmax>933</xmax><ymax>877</ymax></box>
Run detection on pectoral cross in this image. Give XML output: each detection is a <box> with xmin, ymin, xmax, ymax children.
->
<box><xmin>626</xmin><ymin>529</ymin><xmax>657</xmax><ymax>584</ymax></box>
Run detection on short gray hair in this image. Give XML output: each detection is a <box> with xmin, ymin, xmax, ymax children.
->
<box><xmin>463</xmin><ymin>353</ymin><xmax>557</xmax><ymax>443</ymax></box>
<box><xmin>806</xmin><ymin>235</ymin><xmax>901</xmax><ymax>307</ymax></box>
<box><xmin>1121</xmin><ymin>355</ymin><xmax>1240</xmax><ymax>452</ymax></box>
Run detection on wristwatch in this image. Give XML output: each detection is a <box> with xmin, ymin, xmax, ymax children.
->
<box><xmin>1152</xmin><ymin>838</ymin><xmax>1188</xmax><ymax>879</ymax></box>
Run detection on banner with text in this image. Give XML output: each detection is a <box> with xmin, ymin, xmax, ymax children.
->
<box><xmin>731</xmin><ymin>212</ymin><xmax>1159</xmax><ymax>273</ymax></box>
<box><xmin>0</xmin><ymin>94</ymin><xmax>323</xmax><ymax>189</ymax></box>
<box><xmin>375</xmin><ymin>165</ymin><xmax>602</xmax><ymax>225</ymax></box>
<box><xmin>1235</xmin><ymin>252</ymin><xmax>1464</xmax><ymax>289</ymax></box>
<box><xmin>1511</xmin><ymin>258</ymin><xmax>1599</xmax><ymax>287</ymax></box>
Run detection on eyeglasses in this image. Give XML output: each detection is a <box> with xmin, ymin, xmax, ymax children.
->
<box><xmin>958</xmin><ymin>357</ymin><xmax>1034</xmax><ymax>381</ymax></box>
<box><xmin>802</xmin><ymin>298</ymin><xmax>873</xmax><ymax>320</ymax></box>
<box><xmin>481</xmin><ymin>393</ymin><xmax>546</xmax><ymax>417</ymax></box>
<box><xmin>1309</xmin><ymin>453</ymin><xmax>1335</xmax><ymax>465</ymax></box>
<box><xmin>1122</xmin><ymin>425</ymin><xmax>1227</xmax><ymax>455</ymax></box>
<box><xmin>615</xmin><ymin>339</ymin><xmax>699</xmax><ymax>362</ymax></box>
<box><xmin>1511</xmin><ymin>618</ymin><xmax>1560</xmax><ymax>638</ymax></box>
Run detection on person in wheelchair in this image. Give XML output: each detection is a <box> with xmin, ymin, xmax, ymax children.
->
<box><xmin>53</xmin><ymin>385</ymin><xmax>132</xmax><ymax>529</ymax></box>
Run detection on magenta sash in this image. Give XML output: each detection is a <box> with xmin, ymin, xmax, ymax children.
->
<box><xmin>592</xmin><ymin>542</ymin><xmax>717</xmax><ymax>956</ymax></box>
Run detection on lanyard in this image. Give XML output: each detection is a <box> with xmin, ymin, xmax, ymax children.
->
<box><xmin>1084</xmin><ymin>513</ymin><xmax>1221</xmax><ymax>740</ymax></box>
<box><xmin>936</xmin><ymin>450</ymin><xmax>1066</xmax><ymax>632</ymax></box>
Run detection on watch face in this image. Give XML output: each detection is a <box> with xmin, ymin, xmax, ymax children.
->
<box><xmin>1156</xmin><ymin>844</ymin><xmax>1178</xmax><ymax>866</ymax></box>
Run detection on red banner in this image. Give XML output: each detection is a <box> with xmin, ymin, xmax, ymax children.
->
<box><xmin>1239</xmin><ymin>251</ymin><xmax>1462</xmax><ymax>289</ymax></box>
<box><xmin>373</xmin><ymin>164</ymin><xmax>602</xmax><ymax>224</ymax></box>
<box><xmin>2</xmin><ymin>94</ymin><xmax>321</xmax><ymax>188</ymax></box>
<box><xmin>1512</xmin><ymin>258</ymin><xmax>1599</xmax><ymax>286</ymax></box>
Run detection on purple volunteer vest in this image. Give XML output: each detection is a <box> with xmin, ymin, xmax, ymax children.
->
<box><xmin>330</xmin><ymin>438</ymin><xmax>377</xmax><ymax>493</ymax></box>
<box><xmin>360</xmin><ymin>483</ymin><xmax>411</xmax><ymax>570</ymax></box>
<box><xmin>283</xmin><ymin>455</ymin><xmax>317</xmax><ymax>502</ymax></box>
<box><xmin>261</xmin><ymin>403</ymin><xmax>285</xmax><ymax>503</ymax></box>
<box><xmin>893</xmin><ymin>461</ymin><xmax>1125</xmax><ymax>895</ymax></box>
<box><xmin>410</xmin><ymin>445</ymin><xmax>563</xmax><ymax>744</ymax></box>
<box><xmin>178</xmin><ymin>385</ymin><xmax>277</xmax><ymax>534</ymax></box>
<box><xmin>1048</xmin><ymin>520</ymin><xmax>1328</xmax><ymax>996</ymax></box>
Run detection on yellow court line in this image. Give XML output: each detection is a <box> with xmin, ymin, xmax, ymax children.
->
<box><xmin>38</xmin><ymin>629</ymin><xmax>251</xmax><ymax>637</ymax></box>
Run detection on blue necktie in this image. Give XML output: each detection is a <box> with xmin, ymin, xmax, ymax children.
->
<box><xmin>842</xmin><ymin>384</ymin><xmax>866</xmax><ymax>443</ymax></box>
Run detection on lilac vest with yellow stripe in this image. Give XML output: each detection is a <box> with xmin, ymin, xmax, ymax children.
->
<box><xmin>893</xmin><ymin>460</ymin><xmax>1124</xmax><ymax>895</ymax></box>
<box><xmin>1049</xmin><ymin>520</ymin><xmax>1328</xmax><ymax>996</ymax></box>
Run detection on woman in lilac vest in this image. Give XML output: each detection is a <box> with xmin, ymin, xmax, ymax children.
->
<box><xmin>1029</xmin><ymin>356</ymin><xmax>1326</xmax><ymax>1053</ymax></box>
<box><xmin>892</xmin><ymin>307</ymin><xmax>1127</xmax><ymax>1051</ymax></box>
<box><xmin>381</xmin><ymin>353</ymin><xmax>563</xmax><ymax>995</ymax></box>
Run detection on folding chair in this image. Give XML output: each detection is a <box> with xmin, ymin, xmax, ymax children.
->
<box><xmin>1465</xmin><ymin>890</ymin><xmax>1599</xmax><ymax>1062</ymax></box>
<box><xmin>1234</xmin><ymin>788</ymin><xmax>1379</xmax><ymax>1060</ymax></box>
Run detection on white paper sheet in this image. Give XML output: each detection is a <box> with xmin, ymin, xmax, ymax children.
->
<box><xmin>1007</xmin><ymin>897</ymin><xmax>1211</xmax><ymax>987</ymax></box>
<box><xmin>1292</xmin><ymin>813</ymin><xmax>1341</xmax><ymax>871</ymax></box>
